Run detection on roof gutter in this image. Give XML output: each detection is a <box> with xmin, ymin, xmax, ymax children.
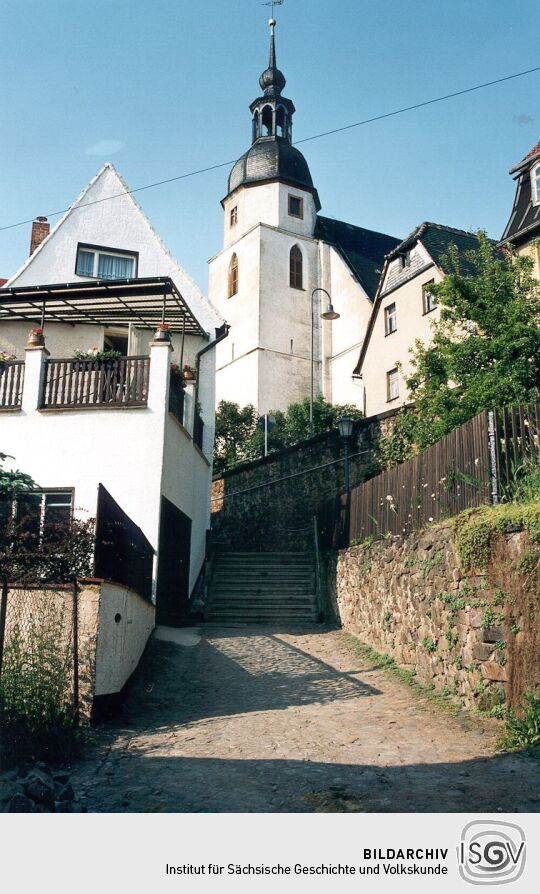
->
<box><xmin>194</xmin><ymin>322</ymin><xmax>230</xmax><ymax>409</ymax></box>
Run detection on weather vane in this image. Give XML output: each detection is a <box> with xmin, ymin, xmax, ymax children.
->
<box><xmin>262</xmin><ymin>0</ymin><xmax>284</xmax><ymax>19</ymax></box>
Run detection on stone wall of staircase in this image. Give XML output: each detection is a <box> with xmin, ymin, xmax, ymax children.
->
<box><xmin>210</xmin><ymin>411</ymin><xmax>396</xmax><ymax>551</ymax></box>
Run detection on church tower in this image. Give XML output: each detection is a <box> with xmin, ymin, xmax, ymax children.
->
<box><xmin>209</xmin><ymin>19</ymin><xmax>323</xmax><ymax>415</ymax></box>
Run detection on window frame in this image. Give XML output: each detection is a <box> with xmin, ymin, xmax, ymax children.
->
<box><xmin>228</xmin><ymin>253</ymin><xmax>239</xmax><ymax>298</ymax></box>
<box><xmin>532</xmin><ymin>162</ymin><xmax>540</xmax><ymax>206</ymax></box>
<box><xmin>75</xmin><ymin>243</ymin><xmax>138</xmax><ymax>280</ymax></box>
<box><xmin>8</xmin><ymin>488</ymin><xmax>74</xmax><ymax>546</ymax></box>
<box><xmin>288</xmin><ymin>194</ymin><xmax>304</xmax><ymax>220</ymax></box>
<box><xmin>384</xmin><ymin>302</ymin><xmax>397</xmax><ymax>335</ymax></box>
<box><xmin>422</xmin><ymin>279</ymin><xmax>438</xmax><ymax>315</ymax></box>
<box><xmin>289</xmin><ymin>244</ymin><xmax>304</xmax><ymax>290</ymax></box>
<box><xmin>386</xmin><ymin>368</ymin><xmax>399</xmax><ymax>402</ymax></box>
<box><xmin>398</xmin><ymin>250</ymin><xmax>411</xmax><ymax>270</ymax></box>
<box><xmin>230</xmin><ymin>205</ymin><xmax>238</xmax><ymax>226</ymax></box>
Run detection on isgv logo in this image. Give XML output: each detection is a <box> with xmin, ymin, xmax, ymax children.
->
<box><xmin>458</xmin><ymin>820</ymin><xmax>526</xmax><ymax>885</ymax></box>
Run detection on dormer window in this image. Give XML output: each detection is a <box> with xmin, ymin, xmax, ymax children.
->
<box><xmin>399</xmin><ymin>251</ymin><xmax>411</xmax><ymax>270</ymax></box>
<box><xmin>532</xmin><ymin>162</ymin><xmax>540</xmax><ymax>205</ymax></box>
<box><xmin>75</xmin><ymin>244</ymin><xmax>137</xmax><ymax>280</ymax></box>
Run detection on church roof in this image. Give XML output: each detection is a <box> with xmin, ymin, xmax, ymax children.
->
<box><xmin>228</xmin><ymin>137</ymin><xmax>318</xmax><ymax>203</ymax></box>
<box><xmin>501</xmin><ymin>140</ymin><xmax>540</xmax><ymax>246</ymax></box>
<box><xmin>314</xmin><ymin>216</ymin><xmax>401</xmax><ymax>299</ymax></box>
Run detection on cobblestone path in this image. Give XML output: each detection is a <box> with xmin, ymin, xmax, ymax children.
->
<box><xmin>72</xmin><ymin>626</ymin><xmax>540</xmax><ymax>812</ymax></box>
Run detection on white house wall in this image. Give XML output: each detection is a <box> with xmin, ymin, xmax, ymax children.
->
<box><xmin>362</xmin><ymin>261</ymin><xmax>443</xmax><ymax>417</ymax></box>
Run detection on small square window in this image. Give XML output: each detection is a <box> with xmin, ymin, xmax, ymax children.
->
<box><xmin>288</xmin><ymin>195</ymin><xmax>303</xmax><ymax>219</ymax></box>
<box><xmin>387</xmin><ymin>368</ymin><xmax>399</xmax><ymax>402</ymax></box>
<box><xmin>423</xmin><ymin>280</ymin><xmax>438</xmax><ymax>314</ymax></box>
<box><xmin>384</xmin><ymin>302</ymin><xmax>397</xmax><ymax>335</ymax></box>
<box><xmin>230</xmin><ymin>206</ymin><xmax>238</xmax><ymax>226</ymax></box>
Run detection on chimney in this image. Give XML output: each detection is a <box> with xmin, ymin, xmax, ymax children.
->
<box><xmin>30</xmin><ymin>216</ymin><xmax>50</xmax><ymax>255</ymax></box>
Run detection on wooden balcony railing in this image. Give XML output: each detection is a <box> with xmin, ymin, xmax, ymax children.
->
<box><xmin>41</xmin><ymin>356</ymin><xmax>150</xmax><ymax>409</ymax></box>
<box><xmin>0</xmin><ymin>360</ymin><xmax>24</xmax><ymax>409</ymax></box>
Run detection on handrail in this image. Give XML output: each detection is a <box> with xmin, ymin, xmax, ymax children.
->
<box><xmin>313</xmin><ymin>514</ymin><xmax>324</xmax><ymax>621</ymax></box>
<box><xmin>42</xmin><ymin>355</ymin><xmax>150</xmax><ymax>409</ymax></box>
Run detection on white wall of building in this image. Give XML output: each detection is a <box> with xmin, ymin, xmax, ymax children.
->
<box><xmin>1</xmin><ymin>340</ymin><xmax>211</xmax><ymax>601</ymax></box>
<box><xmin>223</xmin><ymin>182</ymin><xmax>317</xmax><ymax>247</ymax></box>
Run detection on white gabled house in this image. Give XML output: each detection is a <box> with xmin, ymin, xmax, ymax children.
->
<box><xmin>0</xmin><ymin>163</ymin><xmax>226</xmax><ymax>704</ymax></box>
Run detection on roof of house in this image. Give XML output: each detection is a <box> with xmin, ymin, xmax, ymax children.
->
<box><xmin>0</xmin><ymin>279</ymin><xmax>7</xmax><ymax>287</ymax></box>
<box><xmin>314</xmin><ymin>216</ymin><xmax>401</xmax><ymax>300</ymax></box>
<box><xmin>501</xmin><ymin>140</ymin><xmax>540</xmax><ymax>245</ymax></box>
<box><xmin>353</xmin><ymin>222</ymin><xmax>485</xmax><ymax>377</ymax></box>
<box><xmin>388</xmin><ymin>222</ymin><xmax>484</xmax><ymax>274</ymax></box>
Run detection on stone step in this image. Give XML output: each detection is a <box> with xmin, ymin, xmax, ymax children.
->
<box><xmin>212</xmin><ymin>581</ymin><xmax>315</xmax><ymax>592</ymax></box>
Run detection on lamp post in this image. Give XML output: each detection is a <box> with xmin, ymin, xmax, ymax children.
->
<box><xmin>310</xmin><ymin>288</ymin><xmax>340</xmax><ymax>435</ymax></box>
<box><xmin>338</xmin><ymin>414</ymin><xmax>354</xmax><ymax>494</ymax></box>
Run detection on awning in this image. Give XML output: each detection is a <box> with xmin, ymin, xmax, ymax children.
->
<box><xmin>0</xmin><ymin>276</ymin><xmax>207</xmax><ymax>336</ymax></box>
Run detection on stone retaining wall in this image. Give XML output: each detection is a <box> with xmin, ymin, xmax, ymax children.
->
<box><xmin>327</xmin><ymin>521</ymin><xmax>539</xmax><ymax>710</ymax></box>
<box><xmin>211</xmin><ymin>411</ymin><xmax>396</xmax><ymax>551</ymax></box>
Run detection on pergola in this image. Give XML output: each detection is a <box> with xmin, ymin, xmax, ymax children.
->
<box><xmin>0</xmin><ymin>276</ymin><xmax>207</xmax><ymax>337</ymax></box>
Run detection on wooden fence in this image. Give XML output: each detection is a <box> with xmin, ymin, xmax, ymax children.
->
<box><xmin>41</xmin><ymin>356</ymin><xmax>150</xmax><ymax>409</ymax></box>
<box><xmin>319</xmin><ymin>400</ymin><xmax>540</xmax><ymax>548</ymax></box>
<box><xmin>0</xmin><ymin>360</ymin><xmax>24</xmax><ymax>409</ymax></box>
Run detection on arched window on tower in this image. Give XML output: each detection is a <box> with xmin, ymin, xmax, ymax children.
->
<box><xmin>276</xmin><ymin>106</ymin><xmax>286</xmax><ymax>138</ymax></box>
<box><xmin>289</xmin><ymin>245</ymin><xmax>303</xmax><ymax>290</ymax></box>
<box><xmin>261</xmin><ymin>105</ymin><xmax>273</xmax><ymax>136</ymax></box>
<box><xmin>252</xmin><ymin>110</ymin><xmax>259</xmax><ymax>142</ymax></box>
<box><xmin>228</xmin><ymin>253</ymin><xmax>239</xmax><ymax>298</ymax></box>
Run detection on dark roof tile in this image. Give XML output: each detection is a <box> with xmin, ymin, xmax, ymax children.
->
<box><xmin>314</xmin><ymin>216</ymin><xmax>400</xmax><ymax>299</ymax></box>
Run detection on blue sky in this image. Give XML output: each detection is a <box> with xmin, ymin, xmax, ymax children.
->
<box><xmin>0</xmin><ymin>0</ymin><xmax>538</xmax><ymax>289</ymax></box>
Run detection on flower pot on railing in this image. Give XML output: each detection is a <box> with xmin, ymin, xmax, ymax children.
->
<box><xmin>153</xmin><ymin>324</ymin><xmax>171</xmax><ymax>343</ymax></box>
<box><xmin>182</xmin><ymin>365</ymin><xmax>197</xmax><ymax>384</ymax></box>
<box><xmin>26</xmin><ymin>327</ymin><xmax>44</xmax><ymax>348</ymax></box>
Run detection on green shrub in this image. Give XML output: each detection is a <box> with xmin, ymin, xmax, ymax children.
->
<box><xmin>421</xmin><ymin>636</ymin><xmax>437</xmax><ymax>653</ymax></box>
<box><xmin>499</xmin><ymin>692</ymin><xmax>540</xmax><ymax>750</ymax></box>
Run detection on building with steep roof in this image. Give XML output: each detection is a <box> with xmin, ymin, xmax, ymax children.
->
<box><xmin>209</xmin><ymin>19</ymin><xmax>400</xmax><ymax>415</ymax></box>
<box><xmin>353</xmin><ymin>222</ymin><xmax>485</xmax><ymax>417</ymax></box>
<box><xmin>500</xmin><ymin>140</ymin><xmax>540</xmax><ymax>279</ymax></box>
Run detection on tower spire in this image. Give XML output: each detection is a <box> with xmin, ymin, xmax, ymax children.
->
<box><xmin>259</xmin><ymin>17</ymin><xmax>286</xmax><ymax>97</ymax></box>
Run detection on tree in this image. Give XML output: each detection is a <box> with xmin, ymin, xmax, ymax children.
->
<box><xmin>213</xmin><ymin>395</ymin><xmax>364</xmax><ymax>473</ymax></box>
<box><xmin>0</xmin><ymin>451</ymin><xmax>35</xmax><ymax>498</ymax></box>
<box><xmin>378</xmin><ymin>234</ymin><xmax>540</xmax><ymax>466</ymax></box>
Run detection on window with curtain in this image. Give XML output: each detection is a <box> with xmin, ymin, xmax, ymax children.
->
<box><xmin>75</xmin><ymin>244</ymin><xmax>136</xmax><ymax>279</ymax></box>
<box><xmin>533</xmin><ymin>163</ymin><xmax>540</xmax><ymax>204</ymax></box>
<box><xmin>289</xmin><ymin>245</ymin><xmax>303</xmax><ymax>289</ymax></box>
<box><xmin>228</xmin><ymin>253</ymin><xmax>239</xmax><ymax>297</ymax></box>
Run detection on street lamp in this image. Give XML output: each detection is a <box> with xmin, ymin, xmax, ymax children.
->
<box><xmin>338</xmin><ymin>414</ymin><xmax>354</xmax><ymax>493</ymax></box>
<box><xmin>310</xmin><ymin>288</ymin><xmax>340</xmax><ymax>435</ymax></box>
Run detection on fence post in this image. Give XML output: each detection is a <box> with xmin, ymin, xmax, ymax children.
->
<box><xmin>72</xmin><ymin>578</ymin><xmax>79</xmax><ymax>723</ymax></box>
<box><xmin>0</xmin><ymin>577</ymin><xmax>8</xmax><ymax>683</ymax></box>
<box><xmin>488</xmin><ymin>411</ymin><xmax>499</xmax><ymax>505</ymax></box>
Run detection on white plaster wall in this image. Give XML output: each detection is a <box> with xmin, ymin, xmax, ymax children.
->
<box><xmin>326</xmin><ymin>246</ymin><xmax>373</xmax><ymax>410</ymax></box>
<box><xmin>215</xmin><ymin>350</ymin><xmax>259</xmax><ymax>409</ymax></box>
<box><xmin>7</xmin><ymin>164</ymin><xmax>223</xmax><ymax>338</ymax></box>
<box><xmin>222</xmin><ymin>182</ymin><xmax>316</xmax><ymax>247</ymax></box>
<box><xmin>94</xmin><ymin>582</ymin><xmax>155</xmax><ymax>697</ymax></box>
<box><xmin>362</xmin><ymin>267</ymin><xmax>443</xmax><ymax>417</ymax></box>
<box><xmin>0</xmin><ymin>321</ymin><xmax>104</xmax><ymax>362</ymax></box>
<box><xmin>1</xmin><ymin>343</ymin><xmax>212</xmax><ymax>601</ymax></box>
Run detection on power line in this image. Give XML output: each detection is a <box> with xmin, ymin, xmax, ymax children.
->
<box><xmin>1</xmin><ymin>63</ymin><xmax>539</xmax><ymax>235</ymax></box>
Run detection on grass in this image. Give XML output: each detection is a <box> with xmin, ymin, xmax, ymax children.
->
<box><xmin>453</xmin><ymin>500</ymin><xmax>540</xmax><ymax>570</ymax></box>
<box><xmin>340</xmin><ymin>632</ymin><xmax>461</xmax><ymax>715</ymax></box>
<box><xmin>498</xmin><ymin>692</ymin><xmax>540</xmax><ymax>751</ymax></box>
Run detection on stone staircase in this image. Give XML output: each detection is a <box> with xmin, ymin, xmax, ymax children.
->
<box><xmin>205</xmin><ymin>551</ymin><xmax>319</xmax><ymax>624</ymax></box>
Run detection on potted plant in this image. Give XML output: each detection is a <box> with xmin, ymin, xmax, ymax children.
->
<box><xmin>0</xmin><ymin>351</ymin><xmax>15</xmax><ymax>373</ymax></box>
<box><xmin>72</xmin><ymin>348</ymin><xmax>122</xmax><ymax>370</ymax></box>
<box><xmin>182</xmin><ymin>363</ymin><xmax>197</xmax><ymax>383</ymax></box>
<box><xmin>26</xmin><ymin>326</ymin><xmax>44</xmax><ymax>347</ymax></box>
<box><xmin>170</xmin><ymin>361</ymin><xmax>186</xmax><ymax>388</ymax></box>
<box><xmin>153</xmin><ymin>322</ymin><xmax>171</xmax><ymax>343</ymax></box>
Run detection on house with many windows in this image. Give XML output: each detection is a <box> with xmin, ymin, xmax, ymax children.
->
<box><xmin>353</xmin><ymin>223</ymin><xmax>484</xmax><ymax>417</ymax></box>
<box><xmin>0</xmin><ymin>163</ymin><xmax>225</xmax><ymax>702</ymax></box>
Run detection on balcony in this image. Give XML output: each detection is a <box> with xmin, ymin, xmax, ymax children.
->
<box><xmin>0</xmin><ymin>360</ymin><xmax>24</xmax><ymax>410</ymax></box>
<box><xmin>41</xmin><ymin>356</ymin><xmax>150</xmax><ymax>409</ymax></box>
